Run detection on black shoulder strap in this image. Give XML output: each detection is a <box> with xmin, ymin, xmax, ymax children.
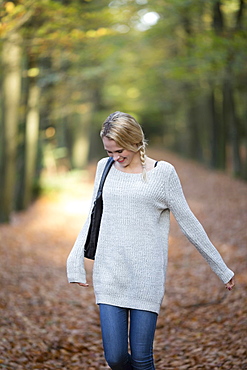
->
<box><xmin>98</xmin><ymin>157</ymin><xmax>114</xmax><ymax>194</ymax></box>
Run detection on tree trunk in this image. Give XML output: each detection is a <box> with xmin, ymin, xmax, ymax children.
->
<box><xmin>208</xmin><ymin>90</ymin><xmax>226</xmax><ymax>170</ymax></box>
<box><xmin>0</xmin><ymin>32</ymin><xmax>22</xmax><ymax>223</ymax></box>
<box><xmin>88</xmin><ymin>87</ymin><xmax>105</xmax><ymax>161</ymax></box>
<box><xmin>186</xmin><ymin>101</ymin><xmax>203</xmax><ymax>162</ymax></box>
<box><xmin>236</xmin><ymin>0</ymin><xmax>244</xmax><ymax>29</ymax></box>
<box><xmin>23</xmin><ymin>75</ymin><xmax>40</xmax><ymax>208</ymax></box>
<box><xmin>213</xmin><ymin>0</ymin><xmax>224</xmax><ymax>33</ymax></box>
<box><xmin>71</xmin><ymin>111</ymin><xmax>91</xmax><ymax>169</ymax></box>
<box><xmin>223</xmin><ymin>76</ymin><xmax>242</xmax><ymax>176</ymax></box>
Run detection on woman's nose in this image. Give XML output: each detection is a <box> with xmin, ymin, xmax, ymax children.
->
<box><xmin>113</xmin><ymin>154</ymin><xmax>120</xmax><ymax>161</ymax></box>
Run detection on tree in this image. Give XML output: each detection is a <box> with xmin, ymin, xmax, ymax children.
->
<box><xmin>0</xmin><ymin>31</ymin><xmax>22</xmax><ymax>222</ymax></box>
<box><xmin>0</xmin><ymin>0</ymin><xmax>123</xmax><ymax>221</ymax></box>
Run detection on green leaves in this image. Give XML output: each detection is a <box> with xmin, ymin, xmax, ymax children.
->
<box><xmin>1</xmin><ymin>0</ymin><xmax>246</xmax><ymax>180</ymax></box>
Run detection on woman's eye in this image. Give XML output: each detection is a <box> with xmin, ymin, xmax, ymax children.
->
<box><xmin>106</xmin><ymin>149</ymin><xmax>123</xmax><ymax>154</ymax></box>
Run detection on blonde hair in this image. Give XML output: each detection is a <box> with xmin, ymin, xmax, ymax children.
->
<box><xmin>100</xmin><ymin>111</ymin><xmax>147</xmax><ymax>180</ymax></box>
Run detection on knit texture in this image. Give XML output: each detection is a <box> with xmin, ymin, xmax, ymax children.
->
<box><xmin>67</xmin><ymin>158</ymin><xmax>234</xmax><ymax>314</ymax></box>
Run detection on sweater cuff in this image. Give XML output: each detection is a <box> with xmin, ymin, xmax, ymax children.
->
<box><xmin>67</xmin><ymin>273</ymin><xmax>87</xmax><ymax>284</ymax></box>
<box><xmin>220</xmin><ymin>269</ymin><xmax>234</xmax><ymax>284</ymax></box>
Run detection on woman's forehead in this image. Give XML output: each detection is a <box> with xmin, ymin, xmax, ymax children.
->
<box><xmin>102</xmin><ymin>137</ymin><xmax>122</xmax><ymax>151</ymax></box>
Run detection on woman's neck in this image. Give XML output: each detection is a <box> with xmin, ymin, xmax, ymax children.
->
<box><xmin>115</xmin><ymin>155</ymin><xmax>156</xmax><ymax>174</ymax></box>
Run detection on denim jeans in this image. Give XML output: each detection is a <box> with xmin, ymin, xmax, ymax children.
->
<box><xmin>99</xmin><ymin>304</ymin><xmax>158</xmax><ymax>370</ymax></box>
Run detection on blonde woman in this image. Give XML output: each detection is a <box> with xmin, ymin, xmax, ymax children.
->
<box><xmin>67</xmin><ymin>111</ymin><xmax>235</xmax><ymax>370</ymax></box>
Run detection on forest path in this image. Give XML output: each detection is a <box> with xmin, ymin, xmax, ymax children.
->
<box><xmin>0</xmin><ymin>149</ymin><xmax>246</xmax><ymax>370</ymax></box>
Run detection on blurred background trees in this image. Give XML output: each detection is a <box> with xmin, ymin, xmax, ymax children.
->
<box><xmin>0</xmin><ymin>0</ymin><xmax>246</xmax><ymax>222</ymax></box>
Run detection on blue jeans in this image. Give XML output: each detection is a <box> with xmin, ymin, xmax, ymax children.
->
<box><xmin>99</xmin><ymin>304</ymin><xmax>158</xmax><ymax>370</ymax></box>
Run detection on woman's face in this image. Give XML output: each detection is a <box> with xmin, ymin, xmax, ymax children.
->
<box><xmin>102</xmin><ymin>137</ymin><xmax>138</xmax><ymax>168</ymax></box>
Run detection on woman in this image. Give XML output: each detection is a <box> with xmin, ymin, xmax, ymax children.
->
<box><xmin>67</xmin><ymin>111</ymin><xmax>235</xmax><ymax>370</ymax></box>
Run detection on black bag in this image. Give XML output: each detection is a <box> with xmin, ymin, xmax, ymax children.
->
<box><xmin>84</xmin><ymin>157</ymin><xmax>114</xmax><ymax>260</ymax></box>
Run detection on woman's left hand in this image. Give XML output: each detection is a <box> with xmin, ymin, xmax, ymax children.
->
<box><xmin>225</xmin><ymin>277</ymin><xmax>235</xmax><ymax>291</ymax></box>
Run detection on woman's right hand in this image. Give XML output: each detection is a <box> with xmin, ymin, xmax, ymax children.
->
<box><xmin>77</xmin><ymin>283</ymin><xmax>89</xmax><ymax>287</ymax></box>
<box><xmin>71</xmin><ymin>282</ymin><xmax>89</xmax><ymax>287</ymax></box>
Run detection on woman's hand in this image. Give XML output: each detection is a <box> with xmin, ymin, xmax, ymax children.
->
<box><xmin>71</xmin><ymin>282</ymin><xmax>89</xmax><ymax>287</ymax></box>
<box><xmin>77</xmin><ymin>283</ymin><xmax>89</xmax><ymax>287</ymax></box>
<box><xmin>225</xmin><ymin>277</ymin><xmax>235</xmax><ymax>291</ymax></box>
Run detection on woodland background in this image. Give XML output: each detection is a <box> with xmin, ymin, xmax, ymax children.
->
<box><xmin>0</xmin><ymin>148</ymin><xmax>246</xmax><ymax>369</ymax></box>
<box><xmin>0</xmin><ymin>0</ymin><xmax>247</xmax><ymax>222</ymax></box>
<box><xmin>0</xmin><ymin>1</ymin><xmax>247</xmax><ymax>369</ymax></box>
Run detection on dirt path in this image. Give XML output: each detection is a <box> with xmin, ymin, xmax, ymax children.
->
<box><xmin>0</xmin><ymin>149</ymin><xmax>246</xmax><ymax>370</ymax></box>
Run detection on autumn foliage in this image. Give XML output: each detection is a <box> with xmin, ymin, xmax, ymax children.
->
<box><xmin>0</xmin><ymin>150</ymin><xmax>246</xmax><ymax>369</ymax></box>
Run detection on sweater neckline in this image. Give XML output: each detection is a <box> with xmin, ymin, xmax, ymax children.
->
<box><xmin>112</xmin><ymin>162</ymin><xmax>159</xmax><ymax>176</ymax></box>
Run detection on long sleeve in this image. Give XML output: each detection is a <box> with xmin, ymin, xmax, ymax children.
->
<box><xmin>67</xmin><ymin>159</ymin><xmax>234</xmax><ymax>314</ymax></box>
<box><xmin>167</xmin><ymin>167</ymin><xmax>234</xmax><ymax>284</ymax></box>
<box><xmin>66</xmin><ymin>158</ymin><xmax>107</xmax><ymax>284</ymax></box>
<box><xmin>66</xmin><ymin>218</ymin><xmax>90</xmax><ymax>284</ymax></box>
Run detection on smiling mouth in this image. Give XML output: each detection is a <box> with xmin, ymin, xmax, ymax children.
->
<box><xmin>118</xmin><ymin>158</ymin><xmax>125</xmax><ymax>163</ymax></box>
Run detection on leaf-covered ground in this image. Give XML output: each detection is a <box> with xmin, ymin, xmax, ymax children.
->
<box><xmin>0</xmin><ymin>149</ymin><xmax>246</xmax><ymax>370</ymax></box>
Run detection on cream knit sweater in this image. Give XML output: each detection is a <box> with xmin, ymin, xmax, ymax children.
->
<box><xmin>67</xmin><ymin>158</ymin><xmax>234</xmax><ymax>314</ymax></box>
